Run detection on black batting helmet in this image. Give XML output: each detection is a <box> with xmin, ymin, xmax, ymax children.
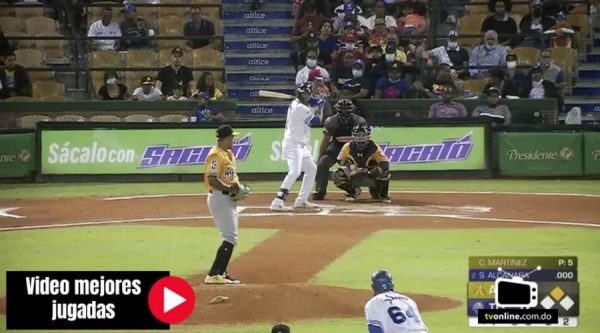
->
<box><xmin>297</xmin><ymin>82</ymin><xmax>313</xmax><ymax>95</ymax></box>
<box><xmin>334</xmin><ymin>99</ymin><xmax>356</xmax><ymax>124</ymax></box>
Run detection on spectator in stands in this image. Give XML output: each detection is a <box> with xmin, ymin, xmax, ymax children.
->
<box><xmin>519</xmin><ymin>0</ymin><xmax>556</xmax><ymax>49</ymax></box>
<box><xmin>183</xmin><ymin>5</ymin><xmax>215</xmax><ymax>52</ymax></box>
<box><xmin>374</xmin><ymin>62</ymin><xmax>410</xmax><ymax>99</ymax></box>
<box><xmin>547</xmin><ymin>11</ymin><xmax>574</xmax><ymax>48</ymax></box>
<box><xmin>341</xmin><ymin>59</ymin><xmax>371</xmax><ymax>99</ymax></box>
<box><xmin>422</xmin><ymin>30</ymin><xmax>470</xmax><ymax>78</ymax></box>
<box><xmin>296</xmin><ymin>49</ymin><xmax>331</xmax><ymax>86</ymax></box>
<box><xmin>271</xmin><ymin>323</ymin><xmax>290</xmax><ymax>333</ymax></box>
<box><xmin>521</xmin><ymin>65</ymin><xmax>560</xmax><ymax>99</ymax></box>
<box><xmin>334</xmin><ymin>0</ymin><xmax>364</xmax><ymax>18</ymax></box>
<box><xmin>368</xmin><ymin>17</ymin><xmax>388</xmax><ymax>49</ymax></box>
<box><xmin>368</xmin><ymin>44</ymin><xmax>399</xmax><ymax>84</ymax></box>
<box><xmin>296</xmin><ymin>32</ymin><xmax>333</xmax><ymax>70</ymax></box>
<box><xmin>418</xmin><ymin>63</ymin><xmax>463</xmax><ymax>98</ymax></box>
<box><xmin>333</xmin><ymin>4</ymin><xmax>368</xmax><ymax>35</ymax></box>
<box><xmin>167</xmin><ymin>83</ymin><xmax>188</xmax><ymax>101</ymax></box>
<box><xmin>469</xmin><ymin>30</ymin><xmax>507</xmax><ymax>78</ymax></box>
<box><xmin>88</xmin><ymin>6</ymin><xmax>122</xmax><ymax>51</ymax></box>
<box><xmin>0</xmin><ymin>51</ymin><xmax>32</xmax><ymax>99</ymax></box>
<box><xmin>365</xmin><ymin>1</ymin><xmax>397</xmax><ymax>32</ymax></box>
<box><xmin>504</xmin><ymin>52</ymin><xmax>528</xmax><ymax>94</ymax></box>
<box><xmin>331</xmin><ymin>51</ymin><xmax>357</xmax><ymax>96</ymax></box>
<box><xmin>445</xmin><ymin>0</ymin><xmax>468</xmax><ymax>24</ymax></box>
<box><xmin>537</xmin><ymin>49</ymin><xmax>566</xmax><ymax>91</ymax></box>
<box><xmin>483</xmin><ymin>68</ymin><xmax>521</xmax><ymax>98</ymax></box>
<box><xmin>473</xmin><ymin>86</ymin><xmax>512</xmax><ymax>125</ymax></box>
<box><xmin>292</xmin><ymin>1</ymin><xmax>329</xmax><ymax>44</ymax></box>
<box><xmin>191</xmin><ymin>91</ymin><xmax>224</xmax><ymax>122</ymax></box>
<box><xmin>131</xmin><ymin>75</ymin><xmax>163</xmax><ymax>102</ymax></box>
<box><xmin>397</xmin><ymin>1</ymin><xmax>427</xmax><ymax>37</ymax></box>
<box><xmin>97</xmin><ymin>70</ymin><xmax>128</xmax><ymax>100</ymax></box>
<box><xmin>0</xmin><ymin>27</ymin><xmax>11</xmax><ymax>66</ymax></box>
<box><xmin>428</xmin><ymin>86</ymin><xmax>468</xmax><ymax>118</ymax></box>
<box><xmin>156</xmin><ymin>47</ymin><xmax>194</xmax><ymax>97</ymax></box>
<box><xmin>309</xmin><ymin>68</ymin><xmax>331</xmax><ymax>98</ymax></box>
<box><xmin>195</xmin><ymin>71</ymin><xmax>224</xmax><ymax>101</ymax></box>
<box><xmin>120</xmin><ymin>3</ymin><xmax>153</xmax><ymax>50</ymax></box>
<box><xmin>481</xmin><ymin>0</ymin><xmax>518</xmax><ymax>47</ymax></box>
<box><xmin>335</xmin><ymin>33</ymin><xmax>366</xmax><ymax>64</ymax></box>
<box><xmin>318</xmin><ymin>21</ymin><xmax>337</xmax><ymax>60</ymax></box>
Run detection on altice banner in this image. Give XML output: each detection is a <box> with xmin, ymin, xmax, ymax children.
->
<box><xmin>40</xmin><ymin>126</ymin><xmax>486</xmax><ymax>174</ymax></box>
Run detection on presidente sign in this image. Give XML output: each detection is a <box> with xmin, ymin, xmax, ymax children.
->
<box><xmin>40</xmin><ymin>127</ymin><xmax>486</xmax><ymax>174</ymax></box>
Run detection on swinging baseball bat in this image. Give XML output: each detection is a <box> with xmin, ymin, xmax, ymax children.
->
<box><xmin>258</xmin><ymin>90</ymin><xmax>295</xmax><ymax>100</ymax></box>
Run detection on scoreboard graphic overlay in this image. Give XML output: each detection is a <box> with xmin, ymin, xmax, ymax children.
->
<box><xmin>467</xmin><ymin>256</ymin><xmax>579</xmax><ymax>327</ymax></box>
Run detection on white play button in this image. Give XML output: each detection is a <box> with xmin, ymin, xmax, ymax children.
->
<box><xmin>163</xmin><ymin>287</ymin><xmax>186</xmax><ymax>313</ymax></box>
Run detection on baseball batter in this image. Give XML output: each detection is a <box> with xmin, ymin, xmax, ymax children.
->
<box><xmin>333</xmin><ymin>125</ymin><xmax>391</xmax><ymax>202</ymax></box>
<box><xmin>313</xmin><ymin>99</ymin><xmax>367</xmax><ymax>200</ymax></box>
<box><xmin>204</xmin><ymin>124</ymin><xmax>249</xmax><ymax>284</ymax></box>
<box><xmin>365</xmin><ymin>270</ymin><xmax>429</xmax><ymax>333</ymax></box>
<box><xmin>270</xmin><ymin>83</ymin><xmax>320</xmax><ymax>211</ymax></box>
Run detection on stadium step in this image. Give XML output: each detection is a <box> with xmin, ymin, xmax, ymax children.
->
<box><xmin>586</xmin><ymin>48</ymin><xmax>600</xmax><ymax>63</ymax></box>
<box><xmin>223</xmin><ymin>10</ymin><xmax>293</xmax><ymax>20</ymax></box>
<box><xmin>225</xmin><ymin>53</ymin><xmax>292</xmax><ymax>66</ymax></box>
<box><xmin>227</xmin><ymin>83</ymin><xmax>295</xmax><ymax>99</ymax></box>
<box><xmin>577</xmin><ymin>63</ymin><xmax>600</xmax><ymax>80</ymax></box>
<box><xmin>572</xmin><ymin>79</ymin><xmax>600</xmax><ymax>96</ymax></box>
<box><xmin>236</xmin><ymin>101</ymin><xmax>290</xmax><ymax>115</ymax></box>
<box><xmin>225</xmin><ymin>37</ymin><xmax>292</xmax><ymax>52</ymax></box>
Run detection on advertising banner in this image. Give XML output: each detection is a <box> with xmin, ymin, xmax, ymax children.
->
<box><xmin>40</xmin><ymin>126</ymin><xmax>486</xmax><ymax>174</ymax></box>
<box><xmin>583</xmin><ymin>132</ymin><xmax>600</xmax><ymax>175</ymax></box>
<box><xmin>498</xmin><ymin>132</ymin><xmax>583</xmax><ymax>176</ymax></box>
<box><xmin>0</xmin><ymin>132</ymin><xmax>35</xmax><ymax>178</ymax></box>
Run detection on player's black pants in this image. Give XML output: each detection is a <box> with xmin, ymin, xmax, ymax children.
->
<box><xmin>336</xmin><ymin>173</ymin><xmax>390</xmax><ymax>199</ymax></box>
<box><xmin>315</xmin><ymin>144</ymin><xmax>342</xmax><ymax>196</ymax></box>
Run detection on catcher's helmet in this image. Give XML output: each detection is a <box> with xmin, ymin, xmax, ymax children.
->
<box><xmin>334</xmin><ymin>99</ymin><xmax>356</xmax><ymax>124</ymax></box>
<box><xmin>371</xmin><ymin>270</ymin><xmax>394</xmax><ymax>293</ymax></box>
<box><xmin>297</xmin><ymin>82</ymin><xmax>313</xmax><ymax>95</ymax></box>
<box><xmin>352</xmin><ymin>124</ymin><xmax>371</xmax><ymax>149</ymax></box>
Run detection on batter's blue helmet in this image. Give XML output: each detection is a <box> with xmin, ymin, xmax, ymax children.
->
<box><xmin>371</xmin><ymin>270</ymin><xmax>394</xmax><ymax>293</ymax></box>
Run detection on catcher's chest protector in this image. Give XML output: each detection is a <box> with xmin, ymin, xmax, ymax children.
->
<box><xmin>348</xmin><ymin>142</ymin><xmax>379</xmax><ymax>167</ymax></box>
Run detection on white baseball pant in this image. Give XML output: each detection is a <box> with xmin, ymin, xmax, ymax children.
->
<box><xmin>280</xmin><ymin>143</ymin><xmax>317</xmax><ymax>203</ymax></box>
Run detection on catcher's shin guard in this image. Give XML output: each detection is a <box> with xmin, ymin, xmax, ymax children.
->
<box><xmin>377</xmin><ymin>179</ymin><xmax>390</xmax><ymax>199</ymax></box>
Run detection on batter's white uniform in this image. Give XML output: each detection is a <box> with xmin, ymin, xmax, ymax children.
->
<box><xmin>365</xmin><ymin>291</ymin><xmax>429</xmax><ymax>333</ymax></box>
<box><xmin>278</xmin><ymin>98</ymin><xmax>318</xmax><ymax>204</ymax></box>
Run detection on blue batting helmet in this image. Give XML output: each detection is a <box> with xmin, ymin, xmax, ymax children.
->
<box><xmin>371</xmin><ymin>270</ymin><xmax>394</xmax><ymax>293</ymax></box>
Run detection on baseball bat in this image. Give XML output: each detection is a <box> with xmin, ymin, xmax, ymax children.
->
<box><xmin>258</xmin><ymin>90</ymin><xmax>295</xmax><ymax>100</ymax></box>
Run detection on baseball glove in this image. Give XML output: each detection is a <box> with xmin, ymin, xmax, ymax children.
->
<box><xmin>232</xmin><ymin>183</ymin><xmax>250</xmax><ymax>201</ymax></box>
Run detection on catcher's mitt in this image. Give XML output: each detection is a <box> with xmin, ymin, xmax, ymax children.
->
<box><xmin>231</xmin><ymin>183</ymin><xmax>250</xmax><ymax>201</ymax></box>
<box><xmin>332</xmin><ymin>166</ymin><xmax>368</xmax><ymax>186</ymax></box>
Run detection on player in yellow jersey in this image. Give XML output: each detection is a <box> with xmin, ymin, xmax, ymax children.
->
<box><xmin>333</xmin><ymin>125</ymin><xmax>391</xmax><ymax>203</ymax></box>
<box><xmin>203</xmin><ymin>124</ymin><xmax>249</xmax><ymax>284</ymax></box>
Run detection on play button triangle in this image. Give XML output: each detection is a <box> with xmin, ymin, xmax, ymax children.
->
<box><xmin>163</xmin><ymin>287</ymin><xmax>186</xmax><ymax>313</ymax></box>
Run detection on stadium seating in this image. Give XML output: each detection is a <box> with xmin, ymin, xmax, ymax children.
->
<box><xmin>567</xmin><ymin>13</ymin><xmax>589</xmax><ymax>54</ymax></box>
<box><xmin>54</xmin><ymin>115</ymin><xmax>87</xmax><ymax>122</ymax></box>
<box><xmin>0</xmin><ymin>17</ymin><xmax>25</xmax><ymax>33</ymax></box>
<box><xmin>14</xmin><ymin>2</ymin><xmax>45</xmax><ymax>21</ymax></box>
<box><xmin>159</xmin><ymin>48</ymin><xmax>193</xmax><ymax>67</ymax></box>
<box><xmin>123</xmin><ymin>114</ymin><xmax>155</xmax><ymax>122</ymax></box>
<box><xmin>90</xmin><ymin>50</ymin><xmax>122</xmax><ymax>92</ymax></box>
<box><xmin>24</xmin><ymin>16</ymin><xmax>58</xmax><ymax>35</ymax></box>
<box><xmin>33</xmin><ymin>81</ymin><xmax>65</xmax><ymax>101</ymax></box>
<box><xmin>89</xmin><ymin>115</ymin><xmax>122</xmax><ymax>122</ymax></box>
<box><xmin>458</xmin><ymin>14</ymin><xmax>486</xmax><ymax>47</ymax></box>
<box><xmin>5</xmin><ymin>32</ymin><xmax>35</xmax><ymax>49</ymax></box>
<box><xmin>14</xmin><ymin>48</ymin><xmax>55</xmax><ymax>80</ymax></box>
<box><xmin>158</xmin><ymin>114</ymin><xmax>190</xmax><ymax>122</ymax></box>
<box><xmin>157</xmin><ymin>17</ymin><xmax>183</xmax><ymax>50</ymax></box>
<box><xmin>0</xmin><ymin>3</ymin><xmax>15</xmax><ymax>17</ymax></box>
<box><xmin>512</xmin><ymin>47</ymin><xmax>541</xmax><ymax>66</ymax></box>
<box><xmin>16</xmin><ymin>115</ymin><xmax>51</xmax><ymax>129</ymax></box>
<box><xmin>463</xmin><ymin>79</ymin><xmax>488</xmax><ymax>96</ymax></box>
<box><xmin>35</xmin><ymin>33</ymin><xmax>67</xmax><ymax>61</ymax></box>
<box><xmin>193</xmin><ymin>47</ymin><xmax>224</xmax><ymax>67</ymax></box>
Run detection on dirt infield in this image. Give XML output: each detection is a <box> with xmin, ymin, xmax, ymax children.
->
<box><xmin>1</xmin><ymin>192</ymin><xmax>598</xmax><ymax>324</ymax></box>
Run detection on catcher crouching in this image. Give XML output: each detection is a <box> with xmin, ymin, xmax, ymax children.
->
<box><xmin>333</xmin><ymin>125</ymin><xmax>391</xmax><ymax>203</ymax></box>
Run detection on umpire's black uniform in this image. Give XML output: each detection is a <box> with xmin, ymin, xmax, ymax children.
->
<box><xmin>313</xmin><ymin>113</ymin><xmax>366</xmax><ymax>199</ymax></box>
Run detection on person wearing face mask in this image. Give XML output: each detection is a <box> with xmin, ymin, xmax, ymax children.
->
<box><xmin>331</xmin><ymin>50</ymin><xmax>356</xmax><ymax>97</ymax></box>
<box><xmin>295</xmin><ymin>49</ymin><xmax>331</xmax><ymax>86</ymax></box>
<box><xmin>97</xmin><ymin>70</ymin><xmax>128</xmax><ymax>100</ymax></box>
<box><xmin>335</xmin><ymin>32</ymin><xmax>367</xmax><ymax>65</ymax></box>
<box><xmin>374</xmin><ymin>62</ymin><xmax>410</xmax><ymax>99</ymax></box>
<box><xmin>296</xmin><ymin>32</ymin><xmax>332</xmax><ymax>70</ymax></box>
<box><xmin>469</xmin><ymin>30</ymin><xmax>507</xmax><ymax>78</ymax></box>
<box><xmin>342</xmin><ymin>60</ymin><xmax>371</xmax><ymax>99</ymax></box>
<box><xmin>472</xmin><ymin>87</ymin><xmax>512</xmax><ymax>125</ymax></box>
<box><xmin>519</xmin><ymin>0</ymin><xmax>556</xmax><ymax>49</ymax></box>
<box><xmin>504</xmin><ymin>52</ymin><xmax>527</xmax><ymax>96</ymax></box>
<box><xmin>481</xmin><ymin>0</ymin><xmax>518</xmax><ymax>47</ymax></box>
<box><xmin>183</xmin><ymin>6</ymin><xmax>215</xmax><ymax>51</ymax></box>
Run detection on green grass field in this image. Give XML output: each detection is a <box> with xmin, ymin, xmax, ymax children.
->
<box><xmin>1</xmin><ymin>180</ymin><xmax>599</xmax><ymax>332</ymax></box>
